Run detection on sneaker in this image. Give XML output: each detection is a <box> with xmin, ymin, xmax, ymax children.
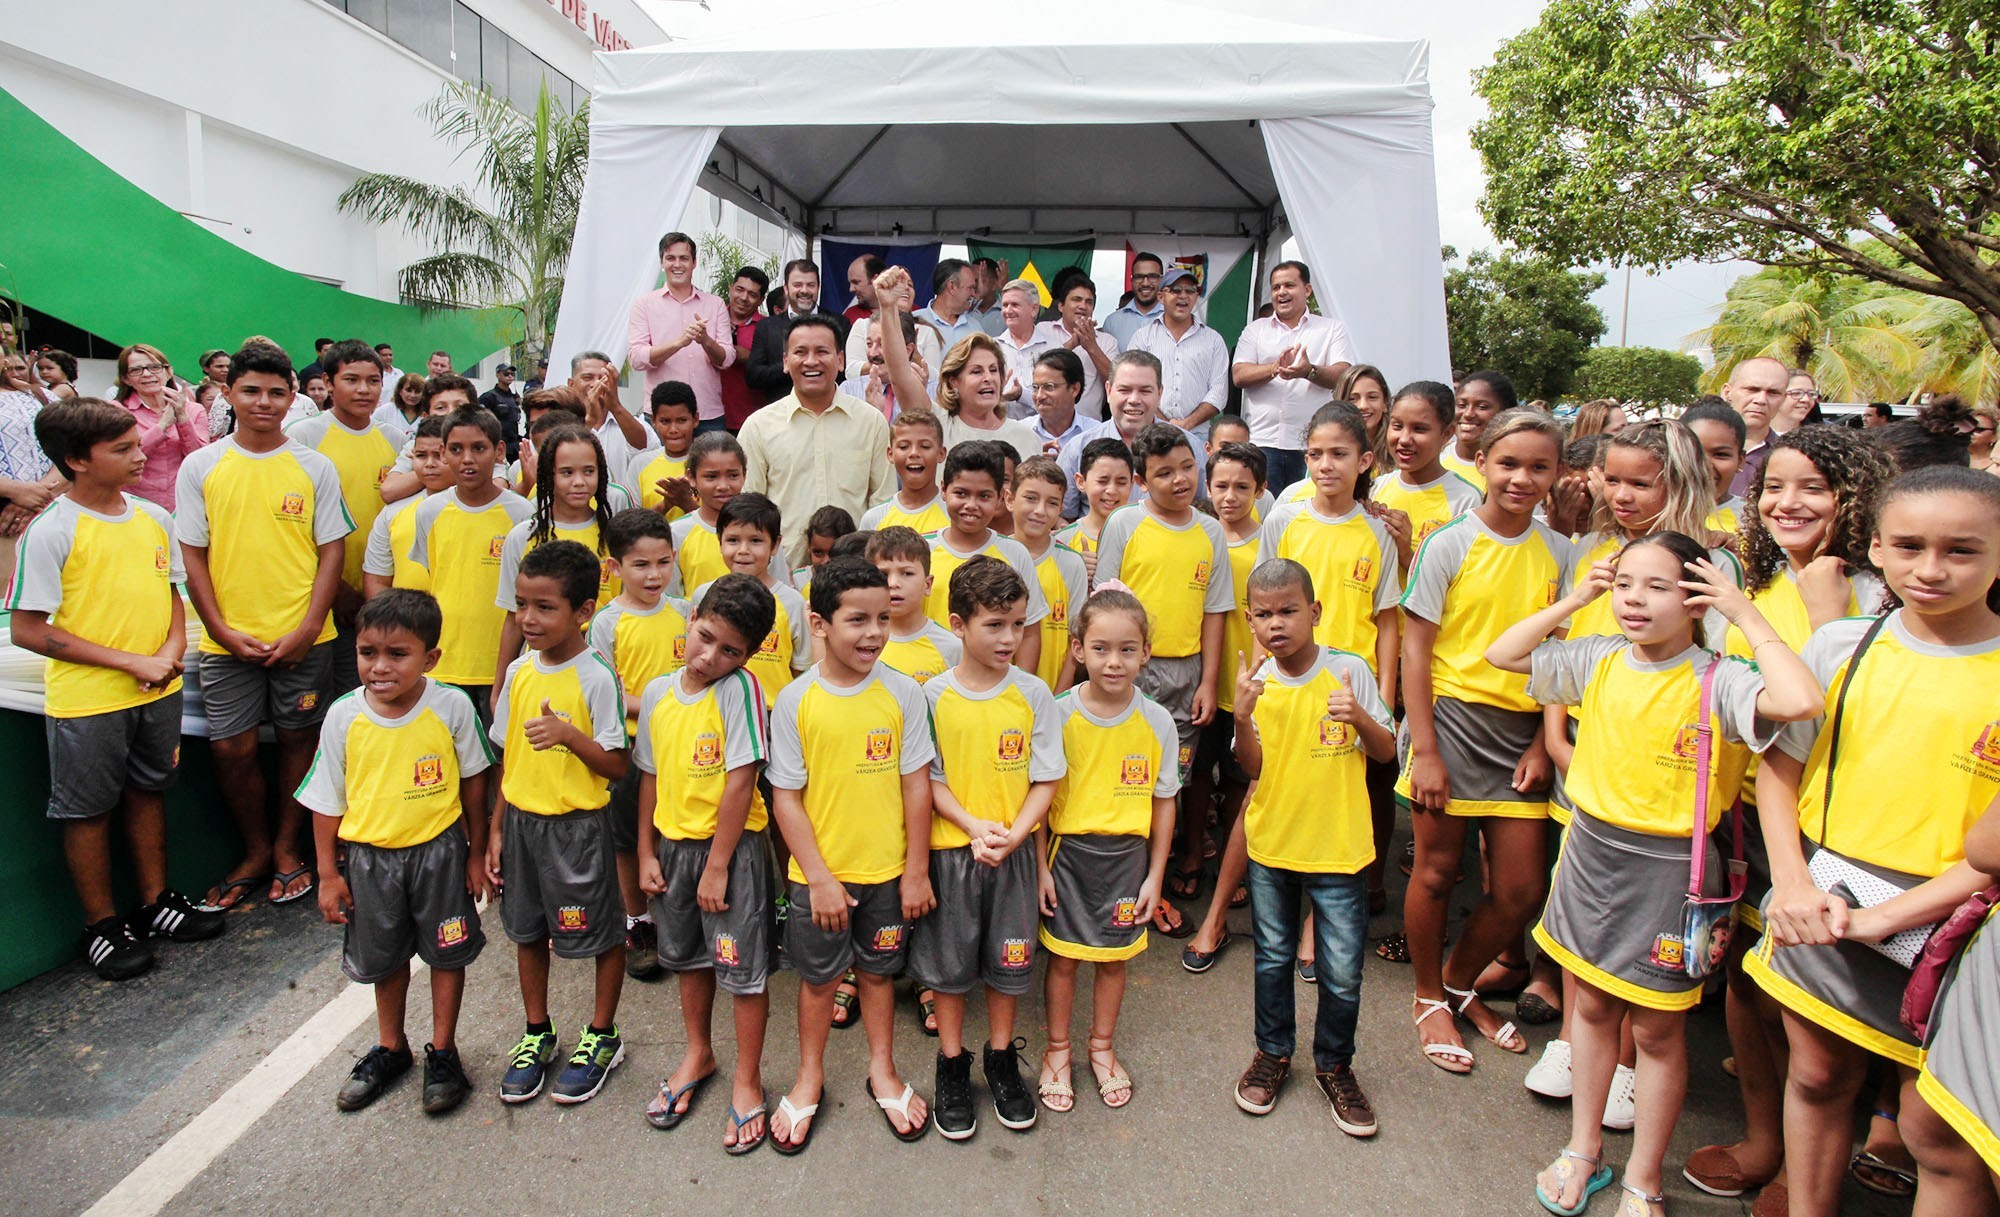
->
<box><xmin>83</xmin><ymin>916</ymin><xmax>153</xmax><ymax>981</ymax></box>
<box><xmin>336</xmin><ymin>1043</ymin><xmax>413</xmax><ymax>1112</ymax></box>
<box><xmin>1234</xmin><ymin>1049</ymin><xmax>1290</xmax><ymax>1115</ymax></box>
<box><xmin>1602</xmin><ymin>1062</ymin><xmax>1637</xmax><ymax>1131</ymax></box>
<box><xmin>934</xmin><ymin>1049</ymin><xmax>977</xmax><ymax>1141</ymax></box>
<box><xmin>1525</xmin><ymin>1038</ymin><xmax>1574</xmax><ymax>1099</ymax></box>
<box><xmin>550</xmin><ymin>1026</ymin><xmax>624</xmax><ymax>1104</ymax></box>
<box><xmin>983</xmin><ymin>1038</ymin><xmax>1037</xmax><ymax>1131</ymax></box>
<box><xmin>1317</xmin><ymin>1065</ymin><xmax>1378</xmax><ymax>1138</ymax></box>
<box><xmin>499</xmin><ymin>1027</ymin><xmax>560</xmax><ymax>1103</ymax></box>
<box><xmin>133</xmin><ymin>889</ymin><xmax>226</xmax><ymax>942</ymax></box>
<box><xmin>625</xmin><ymin>919</ymin><xmax>663</xmax><ymax>980</ymax></box>
<box><xmin>422</xmin><ymin>1044</ymin><xmax>472</xmax><ymax>1115</ymax></box>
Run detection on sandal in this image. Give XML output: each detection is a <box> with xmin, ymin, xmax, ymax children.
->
<box><xmin>1150</xmin><ymin>901</ymin><xmax>1193</xmax><ymax>939</ymax></box>
<box><xmin>1446</xmin><ymin>983</ymin><xmax>1526</xmax><ymax>1054</ymax></box>
<box><xmin>1612</xmin><ymin>1182</ymin><xmax>1665</xmax><ymax>1217</ymax></box>
<box><xmin>1087</xmin><ymin>1035</ymin><xmax>1131</xmax><ymax>1108</ymax></box>
<box><xmin>197</xmin><ymin>872</ymin><xmax>267</xmax><ymax>913</ymax></box>
<box><xmin>1229</xmin><ymin>884</ymin><xmax>1248</xmax><ymax>909</ymax></box>
<box><xmin>724</xmin><ymin>1098</ymin><xmax>768</xmax><ymax>1156</ymax></box>
<box><xmin>1399</xmin><ymin>839</ymin><xmax>1416</xmax><ymax>876</ymax></box>
<box><xmin>1535</xmin><ymin>1147</ymin><xmax>1613</xmax><ymax>1216</ymax></box>
<box><xmin>645</xmin><ymin>1069</ymin><xmax>715</xmax><ymax>1130</ymax></box>
<box><xmin>1166</xmin><ymin>867</ymin><xmax>1202</xmax><ymax>900</ymax></box>
<box><xmin>867</xmin><ymin>1078</ymin><xmax>929</xmax><ymax>1142</ymax></box>
<box><xmin>1849</xmin><ymin>1149</ymin><xmax>1917</xmax><ymax>1198</ymax></box>
<box><xmin>1413</xmin><ymin>997</ymin><xmax>1474</xmax><ymax>1074</ymax></box>
<box><xmin>917</xmin><ymin>987</ymin><xmax>938</xmax><ymax>1037</ymax></box>
<box><xmin>1517</xmin><ymin>991</ymin><xmax>1562</xmax><ymax>1025</ymax></box>
<box><xmin>770</xmin><ymin>1091</ymin><xmax>822</xmax><ymax>1156</ymax></box>
<box><xmin>270</xmin><ymin>864</ymin><xmax>316</xmax><ymax>905</ymax></box>
<box><xmin>1038</xmin><ymin>1041</ymin><xmax>1075</xmax><ymax>1112</ymax></box>
<box><xmin>1375</xmin><ymin>932</ymin><xmax>1411</xmax><ymax>963</ymax></box>
<box><xmin>830</xmin><ymin>971</ymin><xmax>860</xmax><ymax>1030</ymax></box>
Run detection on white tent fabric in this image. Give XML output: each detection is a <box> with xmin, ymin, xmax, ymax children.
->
<box><xmin>552</xmin><ymin>0</ymin><xmax>1450</xmax><ymax>388</ymax></box>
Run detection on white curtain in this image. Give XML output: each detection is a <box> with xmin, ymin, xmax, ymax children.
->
<box><xmin>548</xmin><ymin>123</ymin><xmax>722</xmax><ymax>377</ymax></box>
<box><xmin>1262</xmin><ymin>112</ymin><xmax>1451</xmax><ymax>385</ymax></box>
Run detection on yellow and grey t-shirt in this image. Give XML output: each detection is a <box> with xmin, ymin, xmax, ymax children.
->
<box><xmin>297</xmin><ymin>679</ymin><xmax>493</xmax><ymax>848</ymax></box>
<box><xmin>924</xmin><ymin>666</ymin><xmax>1065</xmax><ymax>849</ymax></box>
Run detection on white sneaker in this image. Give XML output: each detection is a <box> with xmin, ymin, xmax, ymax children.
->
<box><xmin>1524</xmin><ymin>1038</ymin><xmax>1572</xmax><ymax>1099</ymax></box>
<box><xmin>1602</xmin><ymin>1062</ymin><xmax>1637</xmax><ymax>1130</ymax></box>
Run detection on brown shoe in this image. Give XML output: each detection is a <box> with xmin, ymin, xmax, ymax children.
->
<box><xmin>1317</xmin><ymin>1065</ymin><xmax>1377</xmax><ymax>1137</ymax></box>
<box><xmin>1233</xmin><ymin>1050</ymin><xmax>1290</xmax><ymax>1115</ymax></box>
<box><xmin>1683</xmin><ymin>1144</ymin><xmax>1778</xmax><ymax>1198</ymax></box>
<box><xmin>1749</xmin><ymin>1180</ymin><xmax>1788</xmax><ymax>1217</ymax></box>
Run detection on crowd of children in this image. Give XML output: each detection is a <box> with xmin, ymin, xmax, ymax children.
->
<box><xmin>12</xmin><ymin>336</ymin><xmax>2000</xmax><ymax>1215</ymax></box>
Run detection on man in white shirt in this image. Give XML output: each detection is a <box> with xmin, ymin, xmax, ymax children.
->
<box><xmin>1033</xmin><ymin>275</ymin><xmax>1120</xmax><ymax>422</ymax></box>
<box><xmin>373</xmin><ymin>342</ymin><xmax>406</xmax><ymax>406</ymax></box>
<box><xmin>994</xmin><ymin>278</ymin><xmax>1053</xmax><ymax>420</ymax></box>
<box><xmin>914</xmin><ymin>258</ymin><xmax>985</xmax><ymax>351</ymax></box>
<box><xmin>1056</xmin><ymin>350</ymin><xmax>1206</xmax><ymax>518</ymax></box>
<box><xmin>1231</xmin><ymin>260</ymin><xmax>1355</xmax><ymax>492</ymax></box>
<box><xmin>1026</xmin><ymin>348</ymin><xmax>1092</xmax><ymax>456</ymax></box>
<box><xmin>1126</xmin><ymin>267</ymin><xmax>1228</xmax><ymax>445</ymax></box>
<box><xmin>1102</xmin><ymin>251</ymin><xmax>1166</xmax><ymax>347</ymax></box>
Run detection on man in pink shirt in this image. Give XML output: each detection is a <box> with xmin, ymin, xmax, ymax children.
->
<box><xmin>626</xmin><ymin>230</ymin><xmax>735</xmax><ymax>431</ymax></box>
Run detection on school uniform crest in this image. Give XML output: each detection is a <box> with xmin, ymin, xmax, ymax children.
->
<box><xmin>1648</xmin><ymin>933</ymin><xmax>1685</xmax><ymax>969</ymax></box>
<box><xmin>1119</xmin><ymin>754</ymin><xmax>1150</xmax><ymax>786</ymax></box>
<box><xmin>865</xmin><ymin>727</ymin><xmax>894</xmax><ymax>762</ymax></box>
<box><xmin>488</xmin><ymin>536</ymin><xmax>506</xmax><ymax>558</ymax></box>
<box><xmin>599</xmin><ymin>557</ymin><xmax>617</xmax><ymax>586</ymax></box>
<box><xmin>1191</xmin><ymin>560</ymin><xmax>1212</xmax><ymax>589</ymax></box>
<box><xmin>556</xmin><ymin>905</ymin><xmax>588</xmax><ymax>932</ymax></box>
<box><xmin>1972</xmin><ymin>721</ymin><xmax>2000</xmax><ymax>766</ymax></box>
<box><xmin>1111</xmin><ymin>898</ymin><xmax>1138</xmax><ymax>928</ymax></box>
<box><xmin>1544</xmin><ymin>580</ymin><xmax>1561</xmax><ymax>606</ymax></box>
<box><xmin>1351</xmin><ymin>555</ymin><xmax>1373</xmax><ymax>583</ymax></box>
<box><xmin>296</xmin><ymin>691</ymin><xmax>318</xmax><ymax>712</ymax></box>
<box><xmin>412</xmin><ymin>754</ymin><xmax>445</xmax><ymax>787</ymax></box>
<box><xmin>692</xmin><ymin>732</ymin><xmax>721</xmax><ymax>768</ymax></box>
<box><xmin>1318</xmin><ymin>716</ymin><xmax>1353</xmax><ymax>748</ymax></box>
<box><xmin>1672</xmin><ymin>725</ymin><xmax>1702</xmax><ymax>760</ymax></box>
<box><xmin>997</xmin><ymin>728</ymin><xmax>1025</xmax><ymax>761</ymax></box>
<box><xmin>376</xmin><ymin>464</ymin><xmax>392</xmax><ymax>485</ymax></box>
<box><xmin>673</xmin><ymin>635</ymin><xmax>688</xmax><ymax>662</ymax></box>
<box><xmin>714</xmin><ymin>934</ymin><xmax>740</xmax><ymax>967</ymax></box>
<box><xmin>436</xmin><ymin>916</ymin><xmax>469</xmax><ymax>948</ymax></box>
<box><xmin>759</xmin><ymin>630</ymin><xmax>781</xmax><ymax>655</ymax></box>
<box><xmin>1048</xmin><ymin>599</ymin><xmax>1067</xmax><ymax>626</ymax></box>
<box><xmin>154</xmin><ymin>546</ymin><xmax>170</xmax><ymax>574</ymax></box>
<box><xmin>871</xmin><ymin>924</ymin><xmax>904</xmax><ymax>951</ymax></box>
<box><xmin>1001</xmin><ymin>938</ymin><xmax>1031</xmax><ymax>968</ymax></box>
<box><xmin>1416</xmin><ymin>519</ymin><xmax>1443</xmax><ymax>543</ymax></box>
<box><xmin>279</xmin><ymin>492</ymin><xmax>306</xmax><ymax>516</ymax></box>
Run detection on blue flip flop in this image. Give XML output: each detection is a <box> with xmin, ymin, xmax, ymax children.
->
<box><xmin>1536</xmin><ymin>1147</ymin><xmax>1613</xmax><ymax>1216</ymax></box>
<box><xmin>645</xmin><ymin>1070</ymin><xmax>715</xmax><ymax>1130</ymax></box>
<box><xmin>725</xmin><ymin>1096</ymin><xmax>768</xmax><ymax>1156</ymax></box>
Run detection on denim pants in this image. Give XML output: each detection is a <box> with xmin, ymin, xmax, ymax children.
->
<box><xmin>1262</xmin><ymin>447</ymin><xmax>1307</xmax><ymax>495</ymax></box>
<box><xmin>1249</xmin><ymin>860</ymin><xmax>1367</xmax><ymax>1070</ymax></box>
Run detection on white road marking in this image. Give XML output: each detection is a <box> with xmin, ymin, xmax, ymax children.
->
<box><xmin>82</xmin><ymin>969</ymin><xmax>417</xmax><ymax>1217</ymax></box>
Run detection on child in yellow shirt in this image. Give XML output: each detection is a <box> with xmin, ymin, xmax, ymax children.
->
<box><xmin>692</xmin><ymin>493</ymin><xmax>811</xmax><ymax>709</ymax></box>
<box><xmin>363</xmin><ymin>414</ymin><xmax>451</xmax><ymax>598</ymax></box>
<box><xmin>630</xmin><ymin>381</ymin><xmax>698</xmax><ymax>521</ymax></box>
<box><xmin>867</xmin><ymin>525</ymin><xmax>962</xmax><ymax>685</ymax></box>
<box><xmin>667</xmin><ymin>431</ymin><xmax>748</xmax><ymax>598</ymax></box>
<box><xmin>1008</xmin><ymin>457</ymin><xmax>1088</xmax><ymax>693</ymax></box>
<box><xmin>859</xmin><ymin>409</ymin><xmax>947</xmax><ymax>535</ymax></box>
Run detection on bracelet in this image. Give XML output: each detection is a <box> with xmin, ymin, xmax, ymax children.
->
<box><xmin>1750</xmin><ymin>638</ymin><xmax>1786</xmax><ymax>652</ymax></box>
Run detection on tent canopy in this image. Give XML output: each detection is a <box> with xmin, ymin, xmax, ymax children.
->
<box><xmin>552</xmin><ymin>0</ymin><xmax>1449</xmax><ymax>389</ymax></box>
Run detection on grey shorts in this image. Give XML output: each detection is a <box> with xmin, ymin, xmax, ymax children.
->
<box><xmin>45</xmin><ymin>695</ymin><xmax>182</xmax><ymax>819</ymax></box>
<box><xmin>1137</xmin><ymin>652</ymin><xmax>1201</xmax><ymax>782</ymax></box>
<box><xmin>606</xmin><ymin>763</ymin><xmax>642</xmax><ymax>852</ymax></box>
<box><xmin>340</xmin><ymin>832</ymin><xmax>485</xmax><ymax>983</ymax></box>
<box><xmin>650</xmin><ymin>831</ymin><xmax>774</xmax><ymax>995</ymax></box>
<box><xmin>1039</xmin><ymin>833</ymin><xmax>1150</xmax><ymax>962</ymax></box>
<box><xmin>199</xmin><ymin>643</ymin><xmax>335</xmax><ymax>739</ymax></box>
<box><xmin>908</xmin><ymin>846</ymin><xmax>1039</xmax><ymax>996</ymax></box>
<box><xmin>784</xmin><ymin>878</ymin><xmax>909</xmax><ymax>986</ymax></box>
<box><xmin>498</xmin><ymin>804</ymin><xmax>623</xmax><ymax>959</ymax></box>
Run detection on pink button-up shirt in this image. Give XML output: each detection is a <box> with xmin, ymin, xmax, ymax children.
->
<box><xmin>121</xmin><ymin>393</ymin><xmax>209</xmax><ymax>511</ymax></box>
<box><xmin>626</xmin><ymin>285</ymin><xmax>735</xmax><ymax>420</ymax></box>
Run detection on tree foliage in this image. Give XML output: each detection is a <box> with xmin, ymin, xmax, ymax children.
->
<box><xmin>700</xmin><ymin>233</ymin><xmax>780</xmax><ymax>299</ymax></box>
<box><xmin>1472</xmin><ymin>0</ymin><xmax>2000</xmax><ymax>357</ymax></box>
<box><xmin>338</xmin><ymin>81</ymin><xmax>587</xmax><ymax>358</ymax></box>
<box><xmin>1445</xmin><ymin>248</ymin><xmax>1608</xmax><ymax>402</ymax></box>
<box><xmin>1576</xmin><ymin>346</ymin><xmax>1704</xmax><ymax>404</ymax></box>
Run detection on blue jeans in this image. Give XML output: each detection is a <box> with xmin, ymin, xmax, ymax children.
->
<box><xmin>695</xmin><ymin>417</ymin><xmax>731</xmax><ymax>436</ymax></box>
<box><xmin>1262</xmin><ymin>447</ymin><xmax>1306</xmax><ymax>493</ymax></box>
<box><xmin>1248</xmin><ymin>860</ymin><xmax>1367</xmax><ymax>1070</ymax></box>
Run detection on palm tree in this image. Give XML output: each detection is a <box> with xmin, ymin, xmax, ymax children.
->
<box><xmin>337</xmin><ymin>80</ymin><xmax>587</xmax><ymax>359</ymax></box>
<box><xmin>1692</xmin><ymin>266</ymin><xmax>1925</xmax><ymax>401</ymax></box>
<box><xmin>1899</xmin><ymin>295</ymin><xmax>2000</xmax><ymax>405</ymax></box>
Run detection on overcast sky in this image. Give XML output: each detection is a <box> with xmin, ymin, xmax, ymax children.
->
<box><xmin>636</xmin><ymin>0</ymin><xmax>1748</xmax><ymax>359</ymax></box>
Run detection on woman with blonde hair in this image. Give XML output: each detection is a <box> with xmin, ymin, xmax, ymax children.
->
<box><xmin>874</xmin><ymin>267</ymin><xmax>1043</xmax><ymax>460</ymax></box>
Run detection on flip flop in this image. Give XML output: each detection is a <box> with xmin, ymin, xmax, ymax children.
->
<box><xmin>1166</xmin><ymin>868</ymin><xmax>1202</xmax><ymax>900</ymax></box>
<box><xmin>645</xmin><ymin>1069</ymin><xmax>716</xmax><ymax>1130</ymax></box>
<box><xmin>770</xmin><ymin>1091</ymin><xmax>822</xmax><ymax>1156</ymax></box>
<box><xmin>269</xmin><ymin>865</ymin><xmax>316</xmax><ymax>905</ymax></box>
<box><xmin>1536</xmin><ymin>1147</ymin><xmax>1613</xmax><ymax>1216</ymax></box>
<box><xmin>724</xmin><ymin>1098</ymin><xmax>768</xmax><ymax>1156</ymax></box>
<box><xmin>1150</xmin><ymin>902</ymin><xmax>1194</xmax><ymax>939</ymax></box>
<box><xmin>1849</xmin><ymin>1150</ymin><xmax>1917</xmax><ymax>1197</ymax></box>
<box><xmin>867</xmin><ymin>1078</ymin><xmax>930</xmax><ymax>1142</ymax></box>
<box><xmin>197</xmin><ymin>873</ymin><xmax>267</xmax><ymax>913</ymax></box>
<box><xmin>918</xmin><ymin>988</ymin><xmax>938</xmax><ymax>1038</ymax></box>
<box><xmin>830</xmin><ymin>972</ymin><xmax>860</xmax><ymax>1030</ymax></box>
<box><xmin>1181</xmin><ymin>930</ymin><xmax>1233</xmax><ymax>974</ymax></box>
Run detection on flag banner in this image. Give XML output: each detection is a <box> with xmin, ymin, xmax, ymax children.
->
<box><xmin>815</xmin><ymin>238</ymin><xmax>944</xmax><ymax>314</ymax></box>
<box><xmin>967</xmin><ymin>238</ymin><xmax>1097</xmax><ymax>307</ymax></box>
<box><xmin>1119</xmin><ymin>236</ymin><xmax>1255</xmax><ymax>348</ymax></box>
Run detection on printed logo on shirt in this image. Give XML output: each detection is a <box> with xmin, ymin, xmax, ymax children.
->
<box><xmin>871</xmin><ymin>924</ymin><xmax>905</xmax><ymax>952</ymax></box>
<box><xmin>412</xmin><ymin>754</ymin><xmax>445</xmax><ymax>788</ymax></box>
<box><xmin>599</xmin><ymin>557</ymin><xmax>617</xmax><ymax>588</ymax></box>
<box><xmin>1190</xmin><ymin>560</ymin><xmax>1212</xmax><ymax>590</ymax></box>
<box><xmin>154</xmin><ymin>546</ymin><xmax>170</xmax><ymax>574</ymax></box>
<box><xmin>1111</xmin><ymin>898</ymin><xmax>1138</xmax><ymax>928</ymax></box>
<box><xmin>437</xmin><ymin>916</ymin><xmax>469</xmax><ymax>949</ymax></box>
<box><xmin>865</xmin><ymin>727</ymin><xmax>895</xmax><ymax>763</ymax></box>
<box><xmin>1544</xmin><ymin>580</ymin><xmax>1561</xmax><ymax>607</ymax></box>
<box><xmin>555</xmin><ymin>905</ymin><xmax>588</xmax><ymax>932</ymax></box>
<box><xmin>714</xmin><ymin>934</ymin><xmax>740</xmax><ymax>968</ymax></box>
<box><xmin>1351</xmin><ymin>555</ymin><xmax>1374</xmax><ymax>584</ymax></box>
<box><xmin>691</xmin><ymin>731</ymin><xmax>721</xmax><ymax>769</ymax></box>
<box><xmin>1648</xmin><ymin>933</ymin><xmax>1685</xmax><ymax>970</ymax></box>
<box><xmin>1672</xmin><ymin>725</ymin><xmax>1703</xmax><ymax>761</ymax></box>
<box><xmin>1971</xmin><ymin>722</ymin><xmax>2000</xmax><ymax>767</ymax></box>
<box><xmin>1048</xmin><ymin>599</ymin><xmax>1068</xmax><ymax>627</ymax></box>
<box><xmin>673</xmin><ymin>635</ymin><xmax>688</xmax><ymax>663</ymax></box>
<box><xmin>1001</xmin><ymin>938</ymin><xmax>1031</xmax><ymax>968</ymax></box>
<box><xmin>376</xmin><ymin>464</ymin><xmax>392</xmax><ymax>486</ymax></box>
<box><xmin>488</xmin><ymin>536</ymin><xmax>506</xmax><ymax>559</ymax></box>
<box><xmin>1318</xmin><ymin>715</ymin><xmax>1354</xmax><ymax>749</ymax></box>
<box><xmin>1415</xmin><ymin>519</ymin><xmax>1444</xmax><ymax>544</ymax></box>
<box><xmin>997</xmin><ymin>728</ymin><xmax>1026</xmax><ymax>762</ymax></box>
<box><xmin>1119</xmin><ymin>754</ymin><xmax>1151</xmax><ymax>786</ymax></box>
<box><xmin>759</xmin><ymin>630</ymin><xmax>781</xmax><ymax>656</ymax></box>
<box><xmin>279</xmin><ymin>492</ymin><xmax>306</xmax><ymax>517</ymax></box>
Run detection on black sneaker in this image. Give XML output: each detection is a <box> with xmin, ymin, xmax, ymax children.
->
<box><xmin>336</xmin><ymin>1044</ymin><xmax>414</xmax><ymax>1112</ymax></box>
<box><xmin>83</xmin><ymin>917</ymin><xmax>153</xmax><ymax>981</ymax></box>
<box><xmin>934</xmin><ymin>1049</ymin><xmax>977</xmax><ymax>1141</ymax></box>
<box><xmin>625</xmin><ymin>919</ymin><xmax>663</xmax><ymax>980</ymax></box>
<box><xmin>983</xmin><ymin>1038</ymin><xmax>1037</xmax><ymax>1131</ymax></box>
<box><xmin>422</xmin><ymin>1044</ymin><xmax>472</xmax><ymax>1115</ymax></box>
<box><xmin>134</xmin><ymin>888</ymin><xmax>227</xmax><ymax>942</ymax></box>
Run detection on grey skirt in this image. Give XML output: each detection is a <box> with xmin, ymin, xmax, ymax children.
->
<box><xmin>1918</xmin><ymin>907</ymin><xmax>2000</xmax><ymax>1172</ymax></box>
<box><xmin>1395</xmin><ymin>696</ymin><xmax>1548</xmax><ymax>820</ymax></box>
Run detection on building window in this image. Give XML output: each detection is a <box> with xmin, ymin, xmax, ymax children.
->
<box><xmin>320</xmin><ymin>0</ymin><xmax>580</xmax><ymax>115</ymax></box>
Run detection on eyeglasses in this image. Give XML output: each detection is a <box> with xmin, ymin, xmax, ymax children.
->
<box><xmin>1784</xmin><ymin>388</ymin><xmax>1818</xmax><ymax>399</ymax></box>
<box><xmin>125</xmin><ymin>363</ymin><xmax>166</xmax><ymax>375</ymax></box>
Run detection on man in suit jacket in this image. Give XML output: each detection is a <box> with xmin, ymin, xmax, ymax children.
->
<box><xmin>745</xmin><ymin>258</ymin><xmax>851</xmax><ymax>404</ymax></box>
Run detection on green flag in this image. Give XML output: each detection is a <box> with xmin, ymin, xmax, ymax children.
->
<box><xmin>967</xmin><ymin>238</ymin><xmax>1096</xmax><ymax>307</ymax></box>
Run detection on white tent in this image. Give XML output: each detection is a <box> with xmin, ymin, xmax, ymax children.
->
<box><xmin>550</xmin><ymin>0</ymin><xmax>1449</xmax><ymax>387</ymax></box>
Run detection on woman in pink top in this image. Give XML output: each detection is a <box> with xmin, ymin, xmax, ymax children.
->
<box><xmin>115</xmin><ymin>343</ymin><xmax>209</xmax><ymax>510</ymax></box>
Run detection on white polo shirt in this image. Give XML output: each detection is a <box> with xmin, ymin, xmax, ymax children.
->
<box><xmin>1126</xmin><ymin>318</ymin><xmax>1230</xmax><ymax>442</ymax></box>
<box><xmin>1234</xmin><ymin>311</ymin><xmax>1357</xmax><ymax>451</ymax></box>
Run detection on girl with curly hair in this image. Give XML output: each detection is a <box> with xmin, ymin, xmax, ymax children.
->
<box><xmin>1683</xmin><ymin>423</ymin><xmax>1895</xmax><ymax>1205</ymax></box>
